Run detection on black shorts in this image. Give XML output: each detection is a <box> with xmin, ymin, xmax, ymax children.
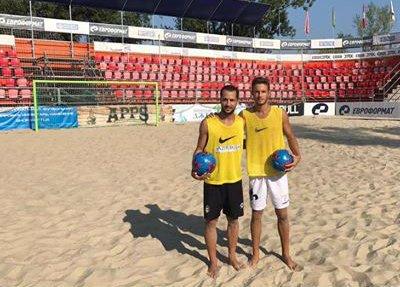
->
<box><xmin>203</xmin><ymin>180</ymin><xmax>244</xmax><ymax>221</ymax></box>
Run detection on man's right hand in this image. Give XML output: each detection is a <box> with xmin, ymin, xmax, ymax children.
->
<box><xmin>191</xmin><ymin>170</ymin><xmax>211</xmax><ymax>181</ymax></box>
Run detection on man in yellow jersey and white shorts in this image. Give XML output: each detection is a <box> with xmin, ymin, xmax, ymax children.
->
<box><xmin>240</xmin><ymin>77</ymin><xmax>302</xmax><ymax>271</ymax></box>
<box><xmin>192</xmin><ymin>85</ymin><xmax>245</xmax><ymax>279</ymax></box>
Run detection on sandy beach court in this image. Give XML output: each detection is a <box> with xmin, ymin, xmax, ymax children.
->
<box><xmin>0</xmin><ymin>117</ymin><xmax>399</xmax><ymax>286</ymax></box>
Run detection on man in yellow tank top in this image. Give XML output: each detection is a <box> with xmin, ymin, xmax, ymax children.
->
<box><xmin>191</xmin><ymin>85</ymin><xmax>245</xmax><ymax>278</ymax></box>
<box><xmin>240</xmin><ymin>77</ymin><xmax>302</xmax><ymax>271</ymax></box>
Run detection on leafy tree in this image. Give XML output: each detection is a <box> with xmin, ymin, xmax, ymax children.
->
<box><xmin>0</xmin><ymin>0</ymin><xmax>149</xmax><ymax>27</ymax></box>
<box><xmin>353</xmin><ymin>2</ymin><xmax>393</xmax><ymax>37</ymax></box>
<box><xmin>174</xmin><ymin>0</ymin><xmax>316</xmax><ymax>38</ymax></box>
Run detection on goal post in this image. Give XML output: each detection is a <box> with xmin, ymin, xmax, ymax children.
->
<box><xmin>32</xmin><ymin>80</ymin><xmax>160</xmax><ymax>131</ymax></box>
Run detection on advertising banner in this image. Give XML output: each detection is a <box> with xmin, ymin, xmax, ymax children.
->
<box><xmin>196</xmin><ymin>33</ymin><xmax>227</xmax><ymax>46</ymax></box>
<box><xmin>304</xmin><ymin>102</ymin><xmax>336</xmax><ymax>116</ymax></box>
<box><xmin>253</xmin><ymin>38</ymin><xmax>281</xmax><ymax>49</ymax></box>
<box><xmin>44</xmin><ymin>18</ymin><xmax>89</xmax><ymax>35</ymax></box>
<box><xmin>0</xmin><ymin>14</ymin><xmax>44</xmax><ymax>30</ymax></box>
<box><xmin>280</xmin><ymin>40</ymin><xmax>311</xmax><ymax>50</ymax></box>
<box><xmin>89</xmin><ymin>23</ymin><xmax>128</xmax><ymax>37</ymax></box>
<box><xmin>277</xmin><ymin>103</ymin><xmax>304</xmax><ymax>117</ymax></box>
<box><xmin>373</xmin><ymin>32</ymin><xmax>400</xmax><ymax>45</ymax></box>
<box><xmin>226</xmin><ymin>36</ymin><xmax>253</xmax><ymax>48</ymax></box>
<box><xmin>0</xmin><ymin>106</ymin><xmax>78</xmax><ymax>131</ymax></box>
<box><xmin>163</xmin><ymin>30</ymin><xmax>196</xmax><ymax>43</ymax></box>
<box><xmin>77</xmin><ymin>105</ymin><xmax>158</xmax><ymax>127</ymax></box>
<box><xmin>336</xmin><ymin>102</ymin><xmax>400</xmax><ymax>119</ymax></box>
<box><xmin>0</xmin><ymin>34</ymin><xmax>15</xmax><ymax>46</ymax></box>
<box><xmin>342</xmin><ymin>37</ymin><xmax>373</xmax><ymax>48</ymax></box>
<box><xmin>311</xmin><ymin>38</ymin><xmax>343</xmax><ymax>49</ymax></box>
<box><xmin>172</xmin><ymin>104</ymin><xmax>247</xmax><ymax>123</ymax></box>
<box><xmin>128</xmin><ymin>26</ymin><xmax>164</xmax><ymax>40</ymax></box>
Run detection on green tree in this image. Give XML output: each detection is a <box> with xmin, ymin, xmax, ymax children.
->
<box><xmin>353</xmin><ymin>2</ymin><xmax>393</xmax><ymax>37</ymax></box>
<box><xmin>0</xmin><ymin>0</ymin><xmax>149</xmax><ymax>42</ymax></box>
<box><xmin>0</xmin><ymin>0</ymin><xmax>149</xmax><ymax>27</ymax></box>
<box><xmin>174</xmin><ymin>0</ymin><xmax>316</xmax><ymax>38</ymax></box>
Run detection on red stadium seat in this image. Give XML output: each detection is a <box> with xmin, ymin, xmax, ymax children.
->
<box><xmin>108</xmin><ymin>62</ymin><xmax>117</xmax><ymax>71</ymax></box>
<box><xmin>5</xmin><ymin>78</ymin><xmax>15</xmax><ymax>87</ymax></box>
<box><xmin>123</xmin><ymin>71</ymin><xmax>131</xmax><ymax>80</ymax></box>
<box><xmin>134</xmin><ymin>64</ymin><xmax>143</xmax><ymax>72</ymax></box>
<box><xmin>99</xmin><ymin>61</ymin><xmax>107</xmax><ymax>70</ymax></box>
<box><xmin>103</xmin><ymin>55</ymin><xmax>111</xmax><ymax>62</ymax></box>
<box><xmin>105</xmin><ymin>70</ymin><xmax>112</xmax><ymax>80</ymax></box>
<box><xmin>17</xmin><ymin>78</ymin><xmax>28</xmax><ymax>87</ymax></box>
<box><xmin>114</xmin><ymin>71</ymin><xmax>122</xmax><ymax>79</ymax></box>
<box><xmin>134</xmin><ymin>90</ymin><xmax>143</xmax><ymax>98</ymax></box>
<box><xmin>2</xmin><ymin>67</ymin><xmax>11</xmax><ymax>77</ymax></box>
<box><xmin>14</xmin><ymin>68</ymin><xmax>24</xmax><ymax>77</ymax></box>
<box><xmin>10</xmin><ymin>58</ymin><xmax>20</xmax><ymax>67</ymax></box>
<box><xmin>117</xmin><ymin>62</ymin><xmax>124</xmax><ymax>71</ymax></box>
<box><xmin>7</xmin><ymin>50</ymin><xmax>17</xmax><ymax>58</ymax></box>
<box><xmin>8</xmin><ymin>89</ymin><xmax>18</xmax><ymax>99</ymax></box>
<box><xmin>140</xmin><ymin>72</ymin><xmax>148</xmax><ymax>80</ymax></box>
<box><xmin>125</xmin><ymin>89</ymin><xmax>134</xmax><ymax>99</ymax></box>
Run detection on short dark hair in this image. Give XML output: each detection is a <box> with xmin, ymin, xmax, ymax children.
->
<box><xmin>251</xmin><ymin>77</ymin><xmax>270</xmax><ymax>91</ymax></box>
<box><xmin>220</xmin><ymin>84</ymin><xmax>239</xmax><ymax>99</ymax></box>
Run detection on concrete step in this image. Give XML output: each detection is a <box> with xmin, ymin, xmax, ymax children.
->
<box><xmin>385</xmin><ymin>85</ymin><xmax>400</xmax><ymax>102</ymax></box>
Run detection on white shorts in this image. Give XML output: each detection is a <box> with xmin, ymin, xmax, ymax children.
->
<box><xmin>249</xmin><ymin>174</ymin><xmax>289</xmax><ymax>210</ymax></box>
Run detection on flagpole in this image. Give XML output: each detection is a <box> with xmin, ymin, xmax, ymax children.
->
<box><xmin>390</xmin><ymin>0</ymin><xmax>395</xmax><ymax>32</ymax></box>
<box><xmin>331</xmin><ymin>7</ymin><xmax>335</xmax><ymax>39</ymax></box>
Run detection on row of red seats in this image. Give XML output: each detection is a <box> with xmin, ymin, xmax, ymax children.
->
<box><xmin>96</xmin><ymin>53</ymin><xmax>397</xmax><ymax>69</ymax></box>
<box><xmin>1</xmin><ymin>67</ymin><xmax>24</xmax><ymax>77</ymax></box>
<box><xmin>98</xmin><ymin>60</ymin><xmax>393</xmax><ymax>75</ymax></box>
<box><xmin>0</xmin><ymin>49</ymin><xmax>17</xmax><ymax>58</ymax></box>
<box><xmin>179</xmin><ymin>81</ymin><xmax>376</xmax><ymax>92</ymax></box>
<box><xmin>122</xmin><ymin>89</ymin><xmax>371</xmax><ymax>100</ymax></box>
<box><xmin>101</xmin><ymin>69</ymin><xmax>387</xmax><ymax>90</ymax></box>
<box><xmin>0</xmin><ymin>88</ymin><xmax>32</xmax><ymax>99</ymax></box>
<box><xmin>0</xmin><ymin>47</ymin><xmax>31</xmax><ymax>104</ymax></box>
<box><xmin>99</xmin><ymin>64</ymin><xmax>392</xmax><ymax>82</ymax></box>
<box><xmin>0</xmin><ymin>78</ymin><xmax>28</xmax><ymax>87</ymax></box>
<box><xmin>0</xmin><ymin>58</ymin><xmax>21</xmax><ymax>67</ymax></box>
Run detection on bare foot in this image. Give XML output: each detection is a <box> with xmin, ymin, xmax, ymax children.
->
<box><xmin>207</xmin><ymin>262</ymin><xmax>220</xmax><ymax>279</ymax></box>
<box><xmin>248</xmin><ymin>253</ymin><xmax>260</xmax><ymax>268</ymax></box>
<box><xmin>282</xmin><ymin>255</ymin><xmax>301</xmax><ymax>271</ymax></box>
<box><xmin>229</xmin><ymin>257</ymin><xmax>245</xmax><ymax>271</ymax></box>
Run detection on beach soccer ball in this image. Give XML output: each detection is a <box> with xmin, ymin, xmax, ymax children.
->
<box><xmin>272</xmin><ymin>149</ymin><xmax>293</xmax><ymax>172</ymax></box>
<box><xmin>193</xmin><ymin>153</ymin><xmax>216</xmax><ymax>176</ymax></box>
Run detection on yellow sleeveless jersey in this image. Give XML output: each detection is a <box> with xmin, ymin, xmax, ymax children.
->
<box><xmin>204</xmin><ymin>115</ymin><xmax>244</xmax><ymax>185</ymax></box>
<box><xmin>242</xmin><ymin>106</ymin><xmax>285</xmax><ymax>177</ymax></box>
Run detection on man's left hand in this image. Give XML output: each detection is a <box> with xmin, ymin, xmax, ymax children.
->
<box><xmin>284</xmin><ymin>155</ymin><xmax>301</xmax><ymax>172</ymax></box>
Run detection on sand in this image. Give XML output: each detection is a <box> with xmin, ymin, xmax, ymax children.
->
<box><xmin>0</xmin><ymin>117</ymin><xmax>399</xmax><ymax>287</ymax></box>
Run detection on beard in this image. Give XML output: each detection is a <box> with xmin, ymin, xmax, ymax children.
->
<box><xmin>255</xmin><ymin>98</ymin><xmax>268</xmax><ymax>106</ymax></box>
<box><xmin>222</xmin><ymin>107</ymin><xmax>235</xmax><ymax>115</ymax></box>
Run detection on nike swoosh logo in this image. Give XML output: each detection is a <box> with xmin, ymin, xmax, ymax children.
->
<box><xmin>219</xmin><ymin>136</ymin><xmax>236</xmax><ymax>144</ymax></box>
<box><xmin>255</xmin><ymin>127</ymin><xmax>267</xmax><ymax>133</ymax></box>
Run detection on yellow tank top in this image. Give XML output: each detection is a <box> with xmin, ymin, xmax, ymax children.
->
<box><xmin>204</xmin><ymin>115</ymin><xmax>244</xmax><ymax>185</ymax></box>
<box><xmin>242</xmin><ymin>106</ymin><xmax>285</xmax><ymax>177</ymax></box>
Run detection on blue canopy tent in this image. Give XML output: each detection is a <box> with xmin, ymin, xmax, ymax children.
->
<box><xmin>35</xmin><ymin>0</ymin><xmax>269</xmax><ymax>26</ymax></box>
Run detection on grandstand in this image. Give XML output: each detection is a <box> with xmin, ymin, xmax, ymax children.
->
<box><xmin>0</xmin><ymin>1</ymin><xmax>399</xmax><ymax>108</ymax></box>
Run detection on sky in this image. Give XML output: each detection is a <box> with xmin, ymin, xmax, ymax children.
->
<box><xmin>286</xmin><ymin>0</ymin><xmax>400</xmax><ymax>39</ymax></box>
<box><xmin>155</xmin><ymin>0</ymin><xmax>400</xmax><ymax>39</ymax></box>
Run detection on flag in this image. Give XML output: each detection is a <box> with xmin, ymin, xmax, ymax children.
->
<box><xmin>304</xmin><ymin>10</ymin><xmax>310</xmax><ymax>35</ymax></box>
<box><xmin>331</xmin><ymin>7</ymin><xmax>336</xmax><ymax>28</ymax></box>
<box><xmin>361</xmin><ymin>4</ymin><xmax>368</xmax><ymax>29</ymax></box>
<box><xmin>390</xmin><ymin>0</ymin><xmax>396</xmax><ymax>22</ymax></box>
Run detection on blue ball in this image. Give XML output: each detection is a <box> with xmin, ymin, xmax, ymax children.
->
<box><xmin>272</xmin><ymin>149</ymin><xmax>294</xmax><ymax>172</ymax></box>
<box><xmin>194</xmin><ymin>153</ymin><xmax>216</xmax><ymax>176</ymax></box>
